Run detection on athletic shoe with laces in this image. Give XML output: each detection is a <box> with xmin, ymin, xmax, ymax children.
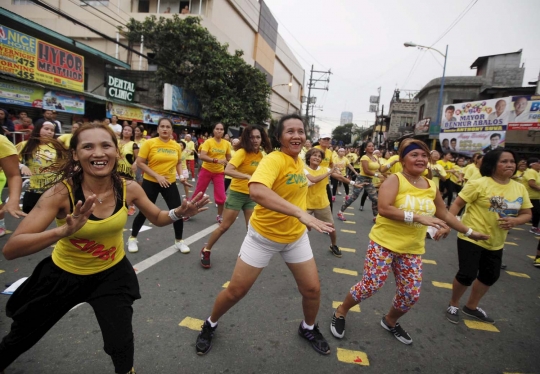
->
<box><xmin>200</xmin><ymin>247</ymin><xmax>211</xmax><ymax>268</ymax></box>
<box><xmin>127</xmin><ymin>237</ymin><xmax>138</xmax><ymax>253</ymax></box>
<box><xmin>530</xmin><ymin>227</ymin><xmax>540</xmax><ymax>236</ymax></box>
<box><xmin>345</xmin><ymin>195</ymin><xmax>350</xmax><ymax>201</ymax></box>
<box><xmin>329</xmin><ymin>245</ymin><xmax>342</xmax><ymax>258</ymax></box>
<box><xmin>380</xmin><ymin>315</ymin><xmax>412</xmax><ymax>345</ymax></box>
<box><xmin>446</xmin><ymin>305</ymin><xmax>460</xmax><ymax>324</ymax></box>
<box><xmin>332</xmin><ymin>196</ymin><xmax>336</xmax><ymax>202</ymax></box>
<box><xmin>191</xmin><ymin>178</ymin><xmax>195</xmax><ymax>182</ymax></box>
<box><xmin>216</xmin><ymin>215</ymin><xmax>223</xmax><ymax>224</ymax></box>
<box><xmin>337</xmin><ymin>212</ymin><xmax>346</xmax><ymax>221</ymax></box>
<box><xmin>534</xmin><ymin>257</ymin><xmax>540</xmax><ymax>267</ymax></box>
<box><xmin>298</xmin><ymin>322</ymin><xmax>330</xmax><ymax>355</ymax></box>
<box><xmin>175</xmin><ymin>240</ymin><xmax>190</xmax><ymax>254</ymax></box>
<box><xmin>330</xmin><ymin>311</ymin><xmax>345</xmax><ymax>338</ymax></box>
<box><xmin>0</xmin><ymin>227</ymin><xmax>5</xmax><ymax>237</ymax></box>
<box><xmin>196</xmin><ymin>320</ymin><xmax>217</xmax><ymax>355</ymax></box>
<box><xmin>462</xmin><ymin>305</ymin><xmax>494</xmax><ymax>324</ymax></box>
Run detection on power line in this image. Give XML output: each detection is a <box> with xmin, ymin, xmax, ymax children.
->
<box><xmin>429</xmin><ymin>0</ymin><xmax>478</xmax><ymax>47</ymax></box>
<box><xmin>428</xmin><ymin>49</ymin><xmax>444</xmax><ymax>69</ymax></box>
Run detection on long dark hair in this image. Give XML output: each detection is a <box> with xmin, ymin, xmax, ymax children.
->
<box><xmin>480</xmin><ymin>149</ymin><xmax>517</xmax><ymax>177</ymax></box>
<box><xmin>239</xmin><ymin>125</ymin><xmax>272</xmax><ymax>154</ymax></box>
<box><xmin>20</xmin><ymin>121</ymin><xmax>67</xmax><ymax>166</ymax></box>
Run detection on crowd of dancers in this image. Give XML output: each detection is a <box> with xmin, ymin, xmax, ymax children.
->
<box><xmin>0</xmin><ymin>113</ymin><xmax>538</xmax><ymax>373</ymax></box>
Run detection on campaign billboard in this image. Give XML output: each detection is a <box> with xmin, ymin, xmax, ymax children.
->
<box><xmin>507</xmin><ymin>95</ymin><xmax>540</xmax><ymax>130</ymax></box>
<box><xmin>439</xmin><ymin>98</ymin><xmax>510</xmax><ymax>156</ymax></box>
<box><xmin>0</xmin><ymin>80</ymin><xmax>43</xmax><ymax>108</ymax></box>
<box><xmin>42</xmin><ymin>90</ymin><xmax>84</xmax><ymax>114</ymax></box>
<box><xmin>0</xmin><ymin>24</ymin><xmax>84</xmax><ymax>92</ymax></box>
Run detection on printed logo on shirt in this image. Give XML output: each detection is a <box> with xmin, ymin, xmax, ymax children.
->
<box><xmin>157</xmin><ymin>148</ymin><xmax>177</xmax><ymax>154</ymax></box>
<box><xmin>489</xmin><ymin>196</ymin><xmax>523</xmax><ymax>217</ymax></box>
<box><xmin>250</xmin><ymin>161</ymin><xmax>260</xmax><ymax>167</ymax></box>
<box><xmin>399</xmin><ymin>194</ymin><xmax>436</xmax><ymax>228</ymax></box>
<box><xmin>211</xmin><ymin>147</ymin><xmax>226</xmax><ymax>154</ymax></box>
<box><xmin>285</xmin><ymin>173</ymin><xmax>308</xmax><ymax>187</ymax></box>
<box><xmin>70</xmin><ymin>238</ymin><xmax>118</xmax><ymax>261</ymax></box>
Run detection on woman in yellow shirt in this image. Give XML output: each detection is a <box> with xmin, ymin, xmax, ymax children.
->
<box><xmin>0</xmin><ymin>123</ymin><xmax>209</xmax><ymax>374</ymax></box>
<box><xmin>133</xmin><ymin>125</ymin><xmax>146</xmax><ymax>185</ymax></box>
<box><xmin>191</xmin><ymin>123</ymin><xmax>232</xmax><ymax>224</ymax></box>
<box><xmin>0</xmin><ymin>135</ymin><xmax>26</xmax><ymax>236</ymax></box>
<box><xmin>200</xmin><ymin>126</ymin><xmax>272</xmax><ymax>268</ymax></box>
<box><xmin>117</xmin><ymin>125</ymin><xmax>139</xmax><ymax>216</ymax></box>
<box><xmin>447</xmin><ymin>149</ymin><xmax>532</xmax><ymax>324</ymax></box>
<box><xmin>57</xmin><ymin>121</ymin><xmax>81</xmax><ymax>149</ymax></box>
<box><xmin>522</xmin><ymin>158</ymin><xmax>540</xmax><ymax>239</ymax></box>
<box><xmin>196</xmin><ymin>114</ymin><xmax>334</xmax><ymax>356</ymax></box>
<box><xmin>331</xmin><ymin>139</ymin><xmax>487</xmax><ymax>345</ymax></box>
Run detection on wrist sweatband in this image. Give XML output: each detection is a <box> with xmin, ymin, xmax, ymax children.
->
<box><xmin>169</xmin><ymin>209</ymin><xmax>181</xmax><ymax>221</ymax></box>
<box><xmin>404</xmin><ymin>211</ymin><xmax>414</xmax><ymax>223</ymax></box>
<box><xmin>349</xmin><ymin>180</ymin><xmax>355</xmax><ymax>185</ymax></box>
<box><xmin>464</xmin><ymin>228</ymin><xmax>473</xmax><ymax>237</ymax></box>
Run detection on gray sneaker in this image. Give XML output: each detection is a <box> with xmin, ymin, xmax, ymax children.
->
<box><xmin>462</xmin><ymin>306</ymin><xmax>494</xmax><ymax>324</ymax></box>
<box><xmin>446</xmin><ymin>305</ymin><xmax>459</xmax><ymax>324</ymax></box>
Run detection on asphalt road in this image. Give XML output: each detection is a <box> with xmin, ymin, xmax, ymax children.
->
<box><xmin>0</xmin><ymin>184</ymin><xmax>539</xmax><ymax>374</ymax></box>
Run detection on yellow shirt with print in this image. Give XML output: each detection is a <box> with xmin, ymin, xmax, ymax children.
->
<box><xmin>57</xmin><ymin>134</ymin><xmax>72</xmax><ymax>149</ymax></box>
<box><xmin>138</xmin><ymin>137</ymin><xmax>181</xmax><ymax>184</ymax></box>
<box><xmin>0</xmin><ymin>135</ymin><xmax>17</xmax><ymax>159</ymax></box>
<box><xmin>458</xmin><ymin>177</ymin><xmax>532</xmax><ymax>250</ymax></box>
<box><xmin>117</xmin><ymin>141</ymin><xmax>137</xmax><ymax>179</ymax></box>
<box><xmin>360</xmin><ymin>155</ymin><xmax>379</xmax><ymax>177</ymax></box>
<box><xmin>249</xmin><ymin>152</ymin><xmax>308</xmax><ymax>243</ymax></box>
<box><xmin>370</xmin><ymin>173</ymin><xmax>437</xmax><ymax>255</ymax></box>
<box><xmin>463</xmin><ymin>166</ymin><xmax>481</xmax><ymax>183</ymax></box>
<box><xmin>333</xmin><ymin>155</ymin><xmax>349</xmax><ymax>176</ymax></box>
<box><xmin>229</xmin><ymin>149</ymin><xmax>263</xmax><ymax>195</ymax></box>
<box><xmin>305</xmin><ymin>166</ymin><xmax>331</xmax><ymax>210</ymax></box>
<box><xmin>523</xmin><ymin>168</ymin><xmax>540</xmax><ymax>200</ymax></box>
<box><xmin>346</xmin><ymin>152</ymin><xmax>358</xmax><ymax>166</ymax></box>
<box><xmin>201</xmin><ymin>138</ymin><xmax>231</xmax><ymax>173</ymax></box>
<box><xmin>185</xmin><ymin>140</ymin><xmax>196</xmax><ymax>161</ymax></box>
<box><xmin>18</xmin><ymin>141</ymin><xmax>58</xmax><ymax>192</ymax></box>
<box><xmin>314</xmin><ymin>146</ymin><xmax>333</xmax><ymax>168</ymax></box>
<box><xmin>429</xmin><ymin>163</ymin><xmax>447</xmax><ymax>188</ymax></box>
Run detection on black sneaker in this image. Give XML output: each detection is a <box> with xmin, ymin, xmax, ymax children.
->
<box><xmin>462</xmin><ymin>306</ymin><xmax>495</xmax><ymax>324</ymax></box>
<box><xmin>380</xmin><ymin>315</ymin><xmax>412</xmax><ymax>345</ymax></box>
<box><xmin>330</xmin><ymin>311</ymin><xmax>345</xmax><ymax>338</ymax></box>
<box><xmin>446</xmin><ymin>305</ymin><xmax>459</xmax><ymax>324</ymax></box>
<box><xmin>298</xmin><ymin>322</ymin><xmax>331</xmax><ymax>355</ymax></box>
<box><xmin>196</xmin><ymin>320</ymin><xmax>217</xmax><ymax>355</ymax></box>
<box><xmin>329</xmin><ymin>245</ymin><xmax>342</xmax><ymax>258</ymax></box>
<box><xmin>200</xmin><ymin>248</ymin><xmax>211</xmax><ymax>269</ymax></box>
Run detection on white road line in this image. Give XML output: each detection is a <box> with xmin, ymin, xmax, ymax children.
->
<box><xmin>133</xmin><ymin>224</ymin><xmax>218</xmax><ymax>274</ymax></box>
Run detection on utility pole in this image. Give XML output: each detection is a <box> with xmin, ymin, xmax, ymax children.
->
<box><xmin>304</xmin><ymin>64</ymin><xmax>332</xmax><ymax>139</ymax></box>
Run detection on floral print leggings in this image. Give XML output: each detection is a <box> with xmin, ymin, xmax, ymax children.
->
<box><xmin>340</xmin><ymin>176</ymin><xmax>378</xmax><ymax>216</ymax></box>
<box><xmin>350</xmin><ymin>240</ymin><xmax>423</xmax><ymax>312</ymax></box>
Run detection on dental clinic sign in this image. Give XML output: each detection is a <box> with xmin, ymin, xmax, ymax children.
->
<box><xmin>106</xmin><ymin>75</ymin><xmax>135</xmax><ymax>102</ymax></box>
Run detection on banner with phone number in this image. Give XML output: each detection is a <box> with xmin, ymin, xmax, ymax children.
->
<box><xmin>0</xmin><ymin>24</ymin><xmax>84</xmax><ymax>92</ymax></box>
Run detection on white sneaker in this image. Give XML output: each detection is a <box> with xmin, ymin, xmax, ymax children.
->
<box><xmin>175</xmin><ymin>240</ymin><xmax>190</xmax><ymax>253</ymax></box>
<box><xmin>191</xmin><ymin>178</ymin><xmax>195</xmax><ymax>182</ymax></box>
<box><xmin>127</xmin><ymin>237</ymin><xmax>138</xmax><ymax>253</ymax></box>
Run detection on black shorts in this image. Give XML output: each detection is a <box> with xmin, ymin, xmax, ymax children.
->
<box><xmin>455</xmin><ymin>238</ymin><xmax>502</xmax><ymax>287</ymax></box>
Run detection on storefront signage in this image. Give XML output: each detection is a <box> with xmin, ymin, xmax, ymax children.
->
<box><xmin>163</xmin><ymin>83</ymin><xmax>201</xmax><ymax>117</ymax></box>
<box><xmin>507</xmin><ymin>95</ymin><xmax>540</xmax><ymax>129</ymax></box>
<box><xmin>107</xmin><ymin>75</ymin><xmax>135</xmax><ymax>102</ymax></box>
<box><xmin>0</xmin><ymin>24</ymin><xmax>84</xmax><ymax>92</ymax></box>
<box><xmin>43</xmin><ymin>90</ymin><xmax>84</xmax><ymax>114</ymax></box>
<box><xmin>0</xmin><ymin>80</ymin><xmax>43</xmax><ymax>108</ymax></box>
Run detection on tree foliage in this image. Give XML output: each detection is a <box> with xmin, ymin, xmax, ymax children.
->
<box><xmin>331</xmin><ymin>123</ymin><xmax>355</xmax><ymax>145</ymax></box>
<box><xmin>122</xmin><ymin>16</ymin><xmax>271</xmax><ymax>127</ymax></box>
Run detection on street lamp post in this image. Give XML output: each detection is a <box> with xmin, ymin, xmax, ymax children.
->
<box><xmin>404</xmin><ymin>42</ymin><xmax>448</xmax><ymax>147</ymax></box>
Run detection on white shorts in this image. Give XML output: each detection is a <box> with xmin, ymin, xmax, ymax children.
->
<box><xmin>238</xmin><ymin>224</ymin><xmax>313</xmax><ymax>268</ymax></box>
<box><xmin>176</xmin><ymin>170</ymin><xmax>189</xmax><ymax>180</ymax></box>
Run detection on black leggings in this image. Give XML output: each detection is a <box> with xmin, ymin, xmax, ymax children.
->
<box><xmin>22</xmin><ymin>191</ymin><xmax>42</xmax><ymax>214</ymax></box>
<box><xmin>360</xmin><ymin>190</ymin><xmax>369</xmax><ymax>207</ymax></box>
<box><xmin>0</xmin><ymin>256</ymin><xmax>140</xmax><ymax>373</ymax></box>
<box><xmin>131</xmin><ymin>180</ymin><xmax>184</xmax><ymax>239</ymax></box>
<box><xmin>531</xmin><ymin>199</ymin><xmax>540</xmax><ymax>228</ymax></box>
<box><xmin>331</xmin><ymin>176</ymin><xmax>349</xmax><ymax>196</ymax></box>
<box><xmin>326</xmin><ymin>184</ymin><xmax>333</xmax><ymax>212</ymax></box>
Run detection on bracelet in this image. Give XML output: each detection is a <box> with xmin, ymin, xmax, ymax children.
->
<box><xmin>374</xmin><ymin>173</ymin><xmax>379</xmax><ymax>178</ymax></box>
<box><xmin>168</xmin><ymin>209</ymin><xmax>182</xmax><ymax>222</ymax></box>
<box><xmin>386</xmin><ymin>163</ymin><xmax>392</xmax><ymax>169</ymax></box>
<box><xmin>404</xmin><ymin>211</ymin><xmax>414</xmax><ymax>223</ymax></box>
<box><xmin>464</xmin><ymin>228</ymin><xmax>473</xmax><ymax>237</ymax></box>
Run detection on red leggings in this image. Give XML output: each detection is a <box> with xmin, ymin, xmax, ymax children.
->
<box><xmin>186</xmin><ymin>159</ymin><xmax>196</xmax><ymax>179</ymax></box>
<box><xmin>192</xmin><ymin>167</ymin><xmax>226</xmax><ymax>205</ymax></box>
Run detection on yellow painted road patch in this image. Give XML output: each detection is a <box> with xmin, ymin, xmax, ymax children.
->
<box><xmin>463</xmin><ymin>320</ymin><xmax>499</xmax><ymax>332</ymax></box>
<box><xmin>347</xmin><ymin>207</ymin><xmax>354</xmax><ymax>210</ymax></box>
<box><xmin>511</xmin><ymin>227</ymin><xmax>524</xmax><ymax>231</ymax></box>
<box><xmin>0</xmin><ymin>270</ymin><xmax>4</xmax><ymax>274</ymax></box>
<box><xmin>344</xmin><ymin>221</ymin><xmax>356</xmax><ymax>224</ymax></box>
<box><xmin>333</xmin><ymin>268</ymin><xmax>358</xmax><ymax>276</ymax></box>
<box><xmin>336</xmin><ymin>347</ymin><xmax>369</xmax><ymax>366</ymax></box>
<box><xmin>506</xmin><ymin>271</ymin><xmax>530</xmax><ymax>279</ymax></box>
<box><xmin>504</xmin><ymin>242</ymin><xmax>518</xmax><ymax>246</ymax></box>
<box><xmin>526</xmin><ymin>222</ymin><xmax>532</xmax><ymax>225</ymax></box>
<box><xmin>341</xmin><ymin>229</ymin><xmax>356</xmax><ymax>234</ymax></box>
<box><xmin>343</xmin><ymin>212</ymin><xmax>354</xmax><ymax>216</ymax></box>
<box><xmin>422</xmin><ymin>259</ymin><xmax>437</xmax><ymax>265</ymax></box>
<box><xmin>527</xmin><ymin>255</ymin><xmax>535</xmax><ymax>259</ymax></box>
<box><xmin>432</xmin><ymin>281</ymin><xmax>452</xmax><ymax>289</ymax></box>
<box><xmin>222</xmin><ymin>281</ymin><xmax>230</xmax><ymax>288</ymax></box>
<box><xmin>340</xmin><ymin>247</ymin><xmax>356</xmax><ymax>253</ymax></box>
<box><xmin>179</xmin><ymin>317</ymin><xmax>204</xmax><ymax>331</ymax></box>
<box><xmin>333</xmin><ymin>301</ymin><xmax>360</xmax><ymax>312</ymax></box>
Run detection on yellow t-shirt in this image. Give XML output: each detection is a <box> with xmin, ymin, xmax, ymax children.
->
<box><xmin>52</xmin><ymin>180</ymin><xmax>126</xmax><ymax>275</ymax></box>
<box><xmin>185</xmin><ymin>140</ymin><xmax>196</xmax><ymax>161</ymax></box>
<box><xmin>117</xmin><ymin>140</ymin><xmax>137</xmax><ymax>179</ymax></box>
<box><xmin>360</xmin><ymin>155</ymin><xmax>379</xmax><ymax>177</ymax></box>
<box><xmin>135</xmin><ymin>138</ymin><xmax>146</xmax><ymax>147</ymax></box>
<box><xmin>305</xmin><ymin>165</ymin><xmax>331</xmax><ymax>210</ymax></box>
<box><xmin>57</xmin><ymin>134</ymin><xmax>72</xmax><ymax>149</ymax></box>
<box><xmin>180</xmin><ymin>150</ymin><xmax>188</xmax><ymax>170</ymax></box>
<box><xmin>333</xmin><ymin>155</ymin><xmax>349</xmax><ymax>176</ymax></box>
<box><xmin>458</xmin><ymin>177</ymin><xmax>533</xmax><ymax>250</ymax></box>
<box><xmin>463</xmin><ymin>165</ymin><xmax>481</xmax><ymax>183</ymax></box>
<box><xmin>249</xmin><ymin>152</ymin><xmax>308</xmax><ymax>243</ymax></box>
<box><xmin>437</xmin><ymin>160</ymin><xmax>455</xmax><ymax>172</ymax></box>
<box><xmin>0</xmin><ymin>135</ymin><xmax>17</xmax><ymax>159</ymax></box>
<box><xmin>429</xmin><ymin>163</ymin><xmax>447</xmax><ymax>188</ymax></box>
<box><xmin>523</xmin><ymin>168</ymin><xmax>540</xmax><ymax>200</ymax></box>
<box><xmin>370</xmin><ymin>173</ymin><xmax>437</xmax><ymax>255</ymax></box>
<box><xmin>138</xmin><ymin>137</ymin><xmax>181</xmax><ymax>183</ymax></box>
<box><xmin>18</xmin><ymin>141</ymin><xmax>58</xmax><ymax>192</ymax></box>
<box><xmin>346</xmin><ymin>152</ymin><xmax>358</xmax><ymax>166</ymax></box>
<box><xmin>449</xmin><ymin>166</ymin><xmax>463</xmax><ymax>185</ymax></box>
<box><xmin>201</xmin><ymin>138</ymin><xmax>232</xmax><ymax>173</ymax></box>
<box><xmin>229</xmin><ymin>149</ymin><xmax>263</xmax><ymax>195</ymax></box>
<box><xmin>386</xmin><ymin>154</ymin><xmax>402</xmax><ymax>174</ymax></box>
<box><xmin>314</xmin><ymin>146</ymin><xmax>333</xmax><ymax>168</ymax></box>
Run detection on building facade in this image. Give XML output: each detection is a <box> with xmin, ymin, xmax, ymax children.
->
<box><xmin>340</xmin><ymin>111</ymin><xmax>353</xmax><ymax>125</ymax></box>
<box><xmin>4</xmin><ymin>0</ymin><xmax>304</xmax><ymax>120</ymax></box>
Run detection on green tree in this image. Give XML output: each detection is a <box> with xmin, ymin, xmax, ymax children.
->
<box><xmin>331</xmin><ymin>123</ymin><xmax>355</xmax><ymax>145</ymax></box>
<box><xmin>122</xmin><ymin>15</ymin><xmax>271</xmax><ymax>127</ymax></box>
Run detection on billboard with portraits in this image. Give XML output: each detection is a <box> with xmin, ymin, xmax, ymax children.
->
<box><xmin>507</xmin><ymin>95</ymin><xmax>540</xmax><ymax>130</ymax></box>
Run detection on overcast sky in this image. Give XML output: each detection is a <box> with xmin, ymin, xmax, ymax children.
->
<box><xmin>266</xmin><ymin>0</ymin><xmax>540</xmax><ymax>133</ymax></box>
